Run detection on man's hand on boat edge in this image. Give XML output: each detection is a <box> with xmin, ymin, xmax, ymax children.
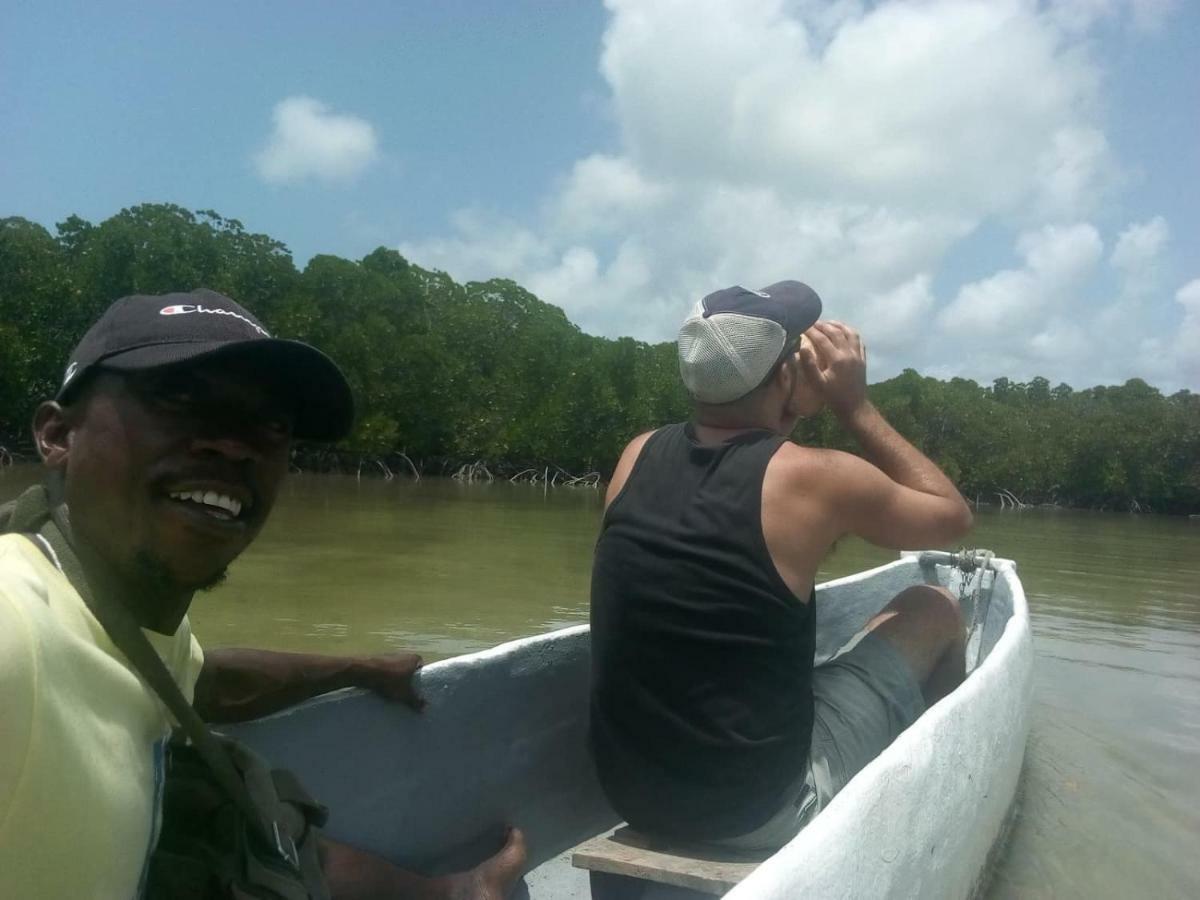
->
<box><xmin>193</xmin><ymin>648</ymin><xmax>426</xmax><ymax>722</ymax></box>
<box><xmin>353</xmin><ymin>651</ymin><xmax>428</xmax><ymax>711</ymax></box>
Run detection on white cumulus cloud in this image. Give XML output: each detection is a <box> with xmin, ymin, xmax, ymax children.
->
<box><xmin>549</xmin><ymin>155</ymin><xmax>669</xmax><ymax>239</ymax></box>
<box><xmin>939</xmin><ymin>224</ymin><xmax>1104</xmax><ymax>332</ymax></box>
<box><xmin>1110</xmin><ymin>216</ymin><xmax>1169</xmax><ymax>283</ymax></box>
<box><xmin>254</xmin><ymin>96</ymin><xmax>380</xmax><ymax>185</ymax></box>
<box><xmin>597</xmin><ymin>0</ymin><xmax>1110</xmax><ymax>217</ymax></box>
<box><xmin>399</xmin><ymin>0</ymin><xmax>1192</xmax><ymax>389</ymax></box>
<box><xmin>855</xmin><ymin>273</ymin><xmax>938</xmax><ymax>377</ymax></box>
<box><xmin>1168</xmin><ymin>279</ymin><xmax>1200</xmax><ymax>385</ymax></box>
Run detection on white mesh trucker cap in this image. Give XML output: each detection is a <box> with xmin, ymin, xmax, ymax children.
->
<box><xmin>678</xmin><ymin>281</ymin><xmax>822</xmax><ymax>404</ymax></box>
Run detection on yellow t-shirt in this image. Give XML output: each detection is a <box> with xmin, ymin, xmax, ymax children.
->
<box><xmin>0</xmin><ymin>533</ymin><xmax>205</xmax><ymax>899</ymax></box>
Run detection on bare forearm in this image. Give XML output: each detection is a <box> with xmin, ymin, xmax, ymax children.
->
<box><xmin>320</xmin><ymin>830</ymin><xmax>526</xmax><ymax>900</ymax></box>
<box><xmin>799</xmin><ymin>321</ymin><xmax>970</xmax><ymax>545</ymax></box>
<box><xmin>194</xmin><ymin>648</ymin><xmax>366</xmax><ymax>723</ymax></box>
<box><xmin>840</xmin><ymin>401</ymin><xmax>965</xmax><ymax>504</ymax></box>
<box><xmin>321</xmin><ymin>839</ymin><xmax>445</xmax><ymax>900</ymax></box>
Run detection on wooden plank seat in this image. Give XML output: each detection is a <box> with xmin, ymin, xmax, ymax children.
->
<box><xmin>572</xmin><ymin>826</ymin><xmax>768</xmax><ymax>898</ymax></box>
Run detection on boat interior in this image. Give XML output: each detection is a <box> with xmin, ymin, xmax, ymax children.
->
<box><xmin>231</xmin><ymin>552</ymin><xmax>1016</xmax><ymax>899</ymax></box>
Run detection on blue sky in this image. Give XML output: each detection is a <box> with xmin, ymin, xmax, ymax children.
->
<box><xmin>3</xmin><ymin>0</ymin><xmax>1197</xmax><ymax>390</ymax></box>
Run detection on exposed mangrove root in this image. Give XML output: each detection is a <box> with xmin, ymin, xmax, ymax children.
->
<box><xmin>996</xmin><ymin>489</ymin><xmax>1029</xmax><ymax>510</ymax></box>
<box><xmin>507</xmin><ymin>466</ymin><xmax>601</xmax><ymax>489</ymax></box>
<box><xmin>397</xmin><ymin>452</ymin><xmax>421</xmax><ymax>482</ymax></box>
<box><xmin>0</xmin><ymin>446</ymin><xmax>12</xmax><ymax>469</ymax></box>
<box><xmin>564</xmin><ymin>471</ymin><xmax>601</xmax><ymax>488</ymax></box>
<box><xmin>452</xmin><ymin>460</ymin><xmax>494</xmax><ymax>483</ymax></box>
<box><xmin>281</xmin><ymin>446</ymin><xmax>592</xmax><ymax>486</ymax></box>
<box><xmin>356</xmin><ymin>455</ymin><xmax>395</xmax><ymax>482</ymax></box>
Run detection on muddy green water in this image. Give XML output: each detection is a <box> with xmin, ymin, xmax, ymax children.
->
<box><xmin>2</xmin><ymin>468</ymin><xmax>1197</xmax><ymax>897</ymax></box>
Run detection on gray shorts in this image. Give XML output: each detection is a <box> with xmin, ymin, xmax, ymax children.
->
<box><xmin>715</xmin><ymin>630</ymin><xmax>926</xmax><ymax>851</ymax></box>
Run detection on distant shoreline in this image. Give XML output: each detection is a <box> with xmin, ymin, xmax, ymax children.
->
<box><xmin>4</xmin><ymin>204</ymin><xmax>1198</xmax><ymax>515</ymax></box>
<box><xmin>4</xmin><ymin>455</ymin><xmax>1197</xmax><ymax>517</ymax></box>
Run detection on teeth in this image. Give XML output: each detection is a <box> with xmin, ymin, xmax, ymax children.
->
<box><xmin>169</xmin><ymin>490</ymin><xmax>243</xmax><ymax>517</ymax></box>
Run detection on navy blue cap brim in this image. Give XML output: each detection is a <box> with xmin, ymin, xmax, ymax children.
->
<box><xmin>754</xmin><ymin>281</ymin><xmax>823</xmax><ymax>342</ymax></box>
<box><xmin>76</xmin><ymin>338</ymin><xmax>355</xmax><ymax>442</ymax></box>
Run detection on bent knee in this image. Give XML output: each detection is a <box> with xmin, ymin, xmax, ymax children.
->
<box><xmin>893</xmin><ymin>585</ymin><xmax>963</xmax><ymax>634</ymax></box>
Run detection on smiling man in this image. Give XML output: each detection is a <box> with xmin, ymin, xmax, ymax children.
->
<box><xmin>0</xmin><ymin>290</ymin><xmax>525</xmax><ymax>899</ymax></box>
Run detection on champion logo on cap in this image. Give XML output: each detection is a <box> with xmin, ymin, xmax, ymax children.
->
<box><xmin>54</xmin><ymin>289</ymin><xmax>353</xmax><ymax>440</ymax></box>
<box><xmin>160</xmin><ymin>303</ymin><xmax>270</xmax><ymax>337</ymax></box>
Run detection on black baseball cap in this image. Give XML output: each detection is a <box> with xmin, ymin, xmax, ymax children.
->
<box><xmin>678</xmin><ymin>280</ymin><xmax>823</xmax><ymax>403</ymax></box>
<box><xmin>57</xmin><ymin>289</ymin><xmax>355</xmax><ymax>441</ymax></box>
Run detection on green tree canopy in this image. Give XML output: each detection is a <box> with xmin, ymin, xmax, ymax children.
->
<box><xmin>2</xmin><ymin>203</ymin><xmax>1196</xmax><ymax>513</ymax></box>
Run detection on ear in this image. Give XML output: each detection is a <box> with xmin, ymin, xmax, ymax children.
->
<box><xmin>777</xmin><ymin>354</ymin><xmax>800</xmax><ymax>403</ymax></box>
<box><xmin>781</xmin><ymin>354</ymin><xmax>821</xmax><ymax>420</ymax></box>
<box><xmin>32</xmin><ymin>402</ymin><xmax>72</xmax><ymax>470</ymax></box>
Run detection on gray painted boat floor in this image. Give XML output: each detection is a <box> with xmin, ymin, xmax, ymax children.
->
<box><xmin>524</xmin><ymin>847</ymin><xmax>591</xmax><ymax>900</ymax></box>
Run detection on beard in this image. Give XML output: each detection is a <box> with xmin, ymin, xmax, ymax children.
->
<box><xmin>133</xmin><ymin>548</ymin><xmax>228</xmax><ymax>595</ymax></box>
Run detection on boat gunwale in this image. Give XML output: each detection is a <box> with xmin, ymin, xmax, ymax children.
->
<box><xmin>263</xmin><ymin>555</ymin><xmax>1026</xmax><ymax>715</ymax></box>
<box><xmin>233</xmin><ymin>553</ymin><xmax>1033</xmax><ymax>899</ymax></box>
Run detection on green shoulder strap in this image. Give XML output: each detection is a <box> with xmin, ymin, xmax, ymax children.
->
<box><xmin>5</xmin><ymin>485</ymin><xmax>308</xmax><ymax>873</ymax></box>
<box><xmin>39</xmin><ymin>501</ymin><xmax>299</xmax><ymax>869</ymax></box>
<box><xmin>83</xmin><ymin>574</ymin><xmax>296</xmax><ymax>862</ymax></box>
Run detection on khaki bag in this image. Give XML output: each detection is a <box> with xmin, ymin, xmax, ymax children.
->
<box><xmin>145</xmin><ymin>734</ymin><xmax>330</xmax><ymax>899</ymax></box>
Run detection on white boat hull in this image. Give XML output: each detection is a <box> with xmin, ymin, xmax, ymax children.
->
<box><xmin>231</xmin><ymin>553</ymin><xmax>1032</xmax><ymax>898</ymax></box>
<box><xmin>728</xmin><ymin>554</ymin><xmax>1032</xmax><ymax>900</ymax></box>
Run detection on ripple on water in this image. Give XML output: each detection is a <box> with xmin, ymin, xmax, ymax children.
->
<box><xmin>990</xmin><ymin>553</ymin><xmax>1200</xmax><ymax>898</ymax></box>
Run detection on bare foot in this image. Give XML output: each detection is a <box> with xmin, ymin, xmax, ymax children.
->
<box><xmin>440</xmin><ymin>827</ymin><xmax>527</xmax><ymax>900</ymax></box>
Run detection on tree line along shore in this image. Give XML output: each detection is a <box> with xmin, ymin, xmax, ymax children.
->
<box><xmin>2</xmin><ymin>204</ymin><xmax>1197</xmax><ymax>514</ymax></box>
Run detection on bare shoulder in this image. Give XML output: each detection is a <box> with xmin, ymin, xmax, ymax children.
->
<box><xmin>615</xmin><ymin>430</ymin><xmax>657</xmax><ymax>473</ymax></box>
<box><xmin>769</xmin><ymin>442</ymin><xmax>870</xmax><ymax>490</ymax></box>
<box><xmin>605</xmin><ymin>430</ymin><xmax>658</xmax><ymax>507</ymax></box>
<box><xmin>765</xmin><ymin>444</ymin><xmax>888</xmax><ymax>526</ymax></box>
<box><xmin>762</xmin><ymin>444</ymin><xmax>861</xmax><ymax>598</ymax></box>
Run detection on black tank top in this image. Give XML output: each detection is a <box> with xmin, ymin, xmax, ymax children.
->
<box><xmin>590</xmin><ymin>423</ymin><xmax>816</xmax><ymax>841</ymax></box>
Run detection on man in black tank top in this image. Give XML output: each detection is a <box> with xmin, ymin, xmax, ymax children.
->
<box><xmin>590</xmin><ymin>281</ymin><xmax>974</xmax><ymax>848</ymax></box>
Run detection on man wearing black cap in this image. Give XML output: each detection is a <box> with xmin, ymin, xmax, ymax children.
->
<box><xmin>589</xmin><ymin>281</ymin><xmax>973</xmax><ymax>850</ymax></box>
<box><xmin>0</xmin><ymin>290</ymin><xmax>525</xmax><ymax>897</ymax></box>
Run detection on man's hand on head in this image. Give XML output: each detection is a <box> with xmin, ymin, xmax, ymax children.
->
<box><xmin>352</xmin><ymin>653</ymin><xmax>426</xmax><ymax>711</ymax></box>
<box><xmin>798</xmin><ymin>321</ymin><xmax>868</xmax><ymax>418</ymax></box>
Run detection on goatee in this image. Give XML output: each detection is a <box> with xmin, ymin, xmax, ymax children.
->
<box><xmin>133</xmin><ymin>549</ymin><xmax>228</xmax><ymax>595</ymax></box>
